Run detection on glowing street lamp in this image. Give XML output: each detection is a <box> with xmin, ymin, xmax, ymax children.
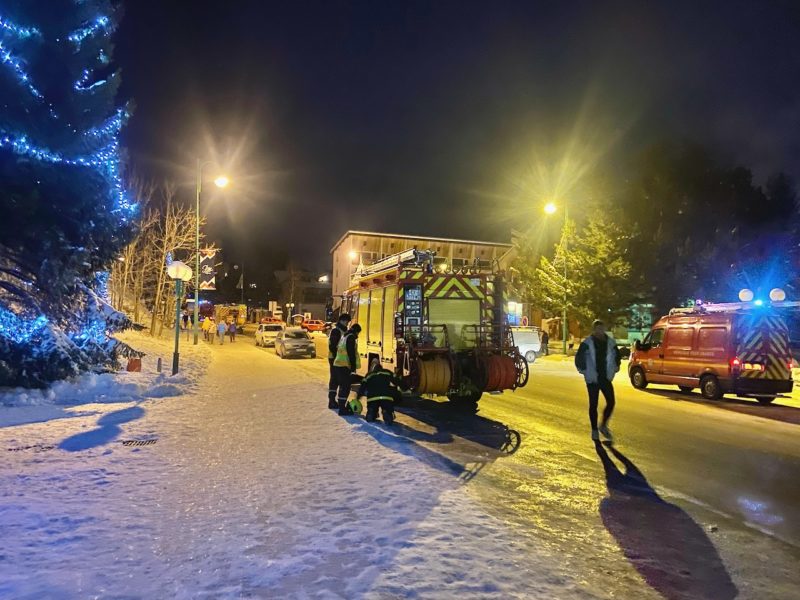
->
<box><xmin>167</xmin><ymin>261</ymin><xmax>193</xmax><ymax>375</ymax></box>
<box><xmin>193</xmin><ymin>158</ymin><xmax>232</xmax><ymax>346</ymax></box>
<box><xmin>544</xmin><ymin>200</ymin><xmax>568</xmax><ymax>354</ymax></box>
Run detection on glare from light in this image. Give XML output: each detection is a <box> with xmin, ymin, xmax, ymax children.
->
<box><xmin>754</xmin><ymin>299</ymin><xmax>764</xmax><ymax>307</ymax></box>
<box><xmin>214</xmin><ymin>175</ymin><xmax>230</xmax><ymax>188</ymax></box>
<box><xmin>348</xmin><ymin>250</ymin><xmax>358</xmax><ymax>260</ymax></box>
<box><xmin>318</xmin><ymin>275</ymin><xmax>330</xmax><ymax>283</ymax></box>
<box><xmin>544</xmin><ymin>202</ymin><xmax>557</xmax><ymax>215</ymax></box>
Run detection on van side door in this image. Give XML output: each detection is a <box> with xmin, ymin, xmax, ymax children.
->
<box><xmin>639</xmin><ymin>328</ymin><xmax>665</xmax><ymax>376</ymax></box>
<box><xmin>662</xmin><ymin>326</ymin><xmax>695</xmax><ymax>378</ymax></box>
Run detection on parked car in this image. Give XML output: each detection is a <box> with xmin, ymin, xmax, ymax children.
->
<box><xmin>300</xmin><ymin>319</ymin><xmax>327</xmax><ymax>333</ymax></box>
<box><xmin>255</xmin><ymin>323</ymin><xmax>284</xmax><ymax>347</ymax></box>
<box><xmin>629</xmin><ymin>307</ymin><xmax>793</xmax><ymax>403</ymax></box>
<box><xmin>275</xmin><ymin>327</ymin><xmax>317</xmax><ymax>359</ymax></box>
<box><xmin>511</xmin><ymin>326</ymin><xmax>542</xmax><ymax>363</ymax></box>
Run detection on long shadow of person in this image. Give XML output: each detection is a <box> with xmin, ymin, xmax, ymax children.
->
<box><xmin>595</xmin><ymin>442</ymin><xmax>738</xmax><ymax>600</ymax></box>
<box><xmin>59</xmin><ymin>405</ymin><xmax>145</xmax><ymax>452</ymax></box>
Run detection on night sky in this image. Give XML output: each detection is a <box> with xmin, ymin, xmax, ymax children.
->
<box><xmin>117</xmin><ymin>0</ymin><xmax>800</xmax><ymax>273</ymax></box>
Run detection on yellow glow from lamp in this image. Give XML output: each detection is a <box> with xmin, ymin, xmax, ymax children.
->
<box><xmin>544</xmin><ymin>202</ymin><xmax>557</xmax><ymax>215</ymax></box>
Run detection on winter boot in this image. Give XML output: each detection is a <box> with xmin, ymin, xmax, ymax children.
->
<box><xmin>327</xmin><ymin>390</ymin><xmax>338</xmax><ymax>410</ymax></box>
<box><xmin>591</xmin><ymin>429</ymin><xmax>600</xmax><ymax>441</ymax></box>
<box><xmin>365</xmin><ymin>402</ymin><xmax>379</xmax><ymax>422</ymax></box>
<box><xmin>382</xmin><ymin>408</ymin><xmax>395</xmax><ymax>426</ymax></box>
<box><xmin>599</xmin><ymin>423</ymin><xmax>613</xmax><ymax>442</ymax></box>
<box><xmin>338</xmin><ymin>397</ymin><xmax>353</xmax><ymax>416</ymax></box>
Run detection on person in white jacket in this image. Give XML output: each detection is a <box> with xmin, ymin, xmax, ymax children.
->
<box><xmin>574</xmin><ymin>319</ymin><xmax>622</xmax><ymax>441</ymax></box>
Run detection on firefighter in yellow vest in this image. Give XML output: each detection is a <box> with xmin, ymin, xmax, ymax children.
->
<box><xmin>332</xmin><ymin>323</ymin><xmax>362</xmax><ymax>415</ymax></box>
<box><xmin>326</xmin><ymin>313</ymin><xmax>350</xmax><ymax>409</ymax></box>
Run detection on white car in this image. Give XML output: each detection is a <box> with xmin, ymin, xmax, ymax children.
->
<box><xmin>255</xmin><ymin>323</ymin><xmax>284</xmax><ymax>347</ymax></box>
<box><xmin>511</xmin><ymin>326</ymin><xmax>542</xmax><ymax>363</ymax></box>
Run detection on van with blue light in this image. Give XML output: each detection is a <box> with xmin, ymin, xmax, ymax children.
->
<box><xmin>629</xmin><ymin>300</ymin><xmax>794</xmax><ymax>404</ymax></box>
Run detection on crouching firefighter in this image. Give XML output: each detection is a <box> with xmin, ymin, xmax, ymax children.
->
<box><xmin>357</xmin><ymin>359</ymin><xmax>404</xmax><ymax>425</ymax></box>
<box><xmin>332</xmin><ymin>323</ymin><xmax>362</xmax><ymax>416</ymax></box>
<box><xmin>327</xmin><ymin>313</ymin><xmax>350</xmax><ymax>409</ymax></box>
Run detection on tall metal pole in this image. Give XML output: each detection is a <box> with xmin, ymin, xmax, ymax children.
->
<box><xmin>193</xmin><ymin>158</ymin><xmax>201</xmax><ymax>345</ymax></box>
<box><xmin>562</xmin><ymin>205</ymin><xmax>568</xmax><ymax>354</ymax></box>
<box><xmin>173</xmin><ymin>279</ymin><xmax>183</xmax><ymax>375</ymax></box>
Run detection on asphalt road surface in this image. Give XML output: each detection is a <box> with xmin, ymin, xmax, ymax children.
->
<box><xmin>256</xmin><ymin>335</ymin><xmax>800</xmax><ymax>599</ymax></box>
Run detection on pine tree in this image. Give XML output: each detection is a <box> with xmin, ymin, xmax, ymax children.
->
<box><xmin>0</xmin><ymin>0</ymin><xmax>136</xmax><ymax>386</ymax></box>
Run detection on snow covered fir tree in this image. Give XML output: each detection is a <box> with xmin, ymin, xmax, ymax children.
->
<box><xmin>0</xmin><ymin>0</ymin><xmax>136</xmax><ymax>386</ymax></box>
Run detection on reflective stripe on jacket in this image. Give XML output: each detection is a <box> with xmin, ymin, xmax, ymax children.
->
<box><xmin>333</xmin><ymin>333</ymin><xmax>361</xmax><ymax>370</ymax></box>
<box><xmin>328</xmin><ymin>325</ymin><xmax>345</xmax><ymax>360</ymax></box>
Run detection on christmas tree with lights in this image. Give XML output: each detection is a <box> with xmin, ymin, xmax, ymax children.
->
<box><xmin>0</xmin><ymin>0</ymin><xmax>137</xmax><ymax>386</ymax></box>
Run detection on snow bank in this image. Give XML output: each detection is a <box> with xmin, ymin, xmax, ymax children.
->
<box><xmin>0</xmin><ymin>330</ymin><xmax>208</xmax><ymax>427</ymax></box>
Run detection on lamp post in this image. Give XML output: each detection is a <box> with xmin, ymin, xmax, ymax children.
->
<box><xmin>544</xmin><ymin>201</ymin><xmax>569</xmax><ymax>354</ymax></box>
<box><xmin>193</xmin><ymin>160</ymin><xmax>230</xmax><ymax>346</ymax></box>
<box><xmin>286</xmin><ymin>302</ymin><xmax>295</xmax><ymax>324</ymax></box>
<box><xmin>168</xmin><ymin>261</ymin><xmax>193</xmax><ymax>375</ymax></box>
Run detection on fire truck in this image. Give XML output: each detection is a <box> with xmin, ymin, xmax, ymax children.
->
<box><xmin>339</xmin><ymin>248</ymin><xmax>529</xmax><ymax>408</ymax></box>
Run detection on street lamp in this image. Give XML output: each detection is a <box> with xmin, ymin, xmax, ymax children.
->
<box><xmin>544</xmin><ymin>201</ymin><xmax>568</xmax><ymax>354</ymax></box>
<box><xmin>167</xmin><ymin>260</ymin><xmax>193</xmax><ymax>375</ymax></box>
<box><xmin>193</xmin><ymin>158</ymin><xmax>230</xmax><ymax>346</ymax></box>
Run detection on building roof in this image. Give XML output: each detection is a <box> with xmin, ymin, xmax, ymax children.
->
<box><xmin>330</xmin><ymin>230</ymin><xmax>512</xmax><ymax>254</ymax></box>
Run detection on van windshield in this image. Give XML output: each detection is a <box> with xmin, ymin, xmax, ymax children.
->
<box><xmin>264</xmin><ymin>325</ymin><xmax>282</xmax><ymax>332</ymax></box>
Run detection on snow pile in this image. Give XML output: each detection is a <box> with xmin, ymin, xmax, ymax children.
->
<box><xmin>0</xmin><ymin>329</ymin><xmax>208</xmax><ymax>427</ymax></box>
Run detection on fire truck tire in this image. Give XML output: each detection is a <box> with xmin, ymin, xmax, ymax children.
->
<box><xmin>630</xmin><ymin>367</ymin><xmax>648</xmax><ymax>389</ymax></box>
<box><xmin>700</xmin><ymin>374</ymin><xmax>722</xmax><ymax>400</ymax></box>
<box><xmin>756</xmin><ymin>396</ymin><xmax>776</xmax><ymax>405</ymax></box>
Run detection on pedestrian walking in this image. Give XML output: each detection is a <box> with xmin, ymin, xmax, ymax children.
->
<box><xmin>202</xmin><ymin>317</ymin><xmax>213</xmax><ymax>341</ymax></box>
<box><xmin>217</xmin><ymin>320</ymin><xmax>227</xmax><ymax>345</ymax></box>
<box><xmin>332</xmin><ymin>323</ymin><xmax>362</xmax><ymax>415</ymax></box>
<box><xmin>327</xmin><ymin>313</ymin><xmax>350</xmax><ymax>409</ymax></box>
<box><xmin>575</xmin><ymin>319</ymin><xmax>621</xmax><ymax>441</ymax></box>
<box><xmin>181</xmin><ymin>310</ymin><xmax>189</xmax><ymax>330</ymax></box>
<box><xmin>541</xmin><ymin>330</ymin><xmax>549</xmax><ymax>356</ymax></box>
<box><xmin>356</xmin><ymin>359</ymin><xmax>404</xmax><ymax>424</ymax></box>
<box><xmin>228</xmin><ymin>321</ymin><xmax>236</xmax><ymax>342</ymax></box>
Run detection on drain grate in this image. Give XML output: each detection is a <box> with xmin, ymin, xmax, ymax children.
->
<box><xmin>121</xmin><ymin>439</ymin><xmax>158</xmax><ymax>447</ymax></box>
<box><xmin>7</xmin><ymin>444</ymin><xmax>55</xmax><ymax>452</ymax></box>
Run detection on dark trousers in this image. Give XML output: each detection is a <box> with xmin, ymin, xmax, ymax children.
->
<box><xmin>334</xmin><ymin>366</ymin><xmax>353</xmax><ymax>410</ymax></box>
<box><xmin>327</xmin><ymin>359</ymin><xmax>338</xmax><ymax>406</ymax></box>
<box><xmin>587</xmin><ymin>378</ymin><xmax>615</xmax><ymax>430</ymax></box>
<box><xmin>366</xmin><ymin>398</ymin><xmax>395</xmax><ymax>424</ymax></box>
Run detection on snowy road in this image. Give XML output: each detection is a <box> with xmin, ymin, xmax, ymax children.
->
<box><xmin>2</xmin><ymin>333</ymin><xmax>798</xmax><ymax>599</ymax></box>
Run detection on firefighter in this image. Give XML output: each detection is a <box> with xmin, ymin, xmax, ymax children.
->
<box><xmin>332</xmin><ymin>323</ymin><xmax>362</xmax><ymax>415</ymax></box>
<box><xmin>326</xmin><ymin>313</ymin><xmax>351</xmax><ymax>409</ymax></box>
<box><xmin>357</xmin><ymin>359</ymin><xmax>404</xmax><ymax>425</ymax></box>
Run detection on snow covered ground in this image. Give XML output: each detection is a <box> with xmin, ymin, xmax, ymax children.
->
<box><xmin>0</xmin><ymin>331</ymin><xmax>574</xmax><ymax>599</ymax></box>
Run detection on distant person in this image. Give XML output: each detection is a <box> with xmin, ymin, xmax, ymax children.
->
<box><xmin>357</xmin><ymin>359</ymin><xmax>404</xmax><ymax>425</ymax></box>
<box><xmin>181</xmin><ymin>310</ymin><xmax>189</xmax><ymax>330</ymax></box>
<box><xmin>568</xmin><ymin>334</ymin><xmax>576</xmax><ymax>353</ymax></box>
<box><xmin>327</xmin><ymin>313</ymin><xmax>351</xmax><ymax>410</ymax></box>
<box><xmin>217</xmin><ymin>320</ymin><xmax>227</xmax><ymax>345</ymax></box>
<box><xmin>202</xmin><ymin>317</ymin><xmax>213</xmax><ymax>341</ymax></box>
<box><xmin>332</xmin><ymin>323</ymin><xmax>362</xmax><ymax>415</ymax></box>
<box><xmin>228</xmin><ymin>320</ymin><xmax>236</xmax><ymax>342</ymax></box>
<box><xmin>541</xmin><ymin>330</ymin><xmax>549</xmax><ymax>356</ymax></box>
<box><xmin>575</xmin><ymin>319</ymin><xmax>621</xmax><ymax>441</ymax></box>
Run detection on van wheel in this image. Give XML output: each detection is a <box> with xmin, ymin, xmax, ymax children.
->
<box><xmin>700</xmin><ymin>375</ymin><xmax>722</xmax><ymax>400</ymax></box>
<box><xmin>678</xmin><ymin>386</ymin><xmax>693</xmax><ymax>394</ymax></box>
<box><xmin>525</xmin><ymin>351</ymin><xmax>536</xmax><ymax>363</ymax></box>
<box><xmin>630</xmin><ymin>367</ymin><xmax>647</xmax><ymax>389</ymax></box>
<box><xmin>756</xmin><ymin>396</ymin><xmax>776</xmax><ymax>405</ymax></box>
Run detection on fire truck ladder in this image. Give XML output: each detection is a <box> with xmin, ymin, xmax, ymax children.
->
<box><xmin>352</xmin><ymin>248</ymin><xmax>436</xmax><ymax>281</ymax></box>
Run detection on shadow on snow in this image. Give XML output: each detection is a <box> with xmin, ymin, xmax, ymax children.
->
<box><xmin>59</xmin><ymin>405</ymin><xmax>145</xmax><ymax>452</ymax></box>
<box><xmin>595</xmin><ymin>441</ymin><xmax>738</xmax><ymax>600</ymax></box>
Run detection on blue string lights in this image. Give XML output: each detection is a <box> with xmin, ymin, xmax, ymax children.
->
<box><xmin>0</xmin><ymin>307</ymin><xmax>48</xmax><ymax>345</ymax></box>
<box><xmin>0</xmin><ymin>14</ymin><xmax>40</xmax><ymax>39</ymax></box>
<box><xmin>0</xmin><ymin>41</ymin><xmax>44</xmax><ymax>99</ymax></box>
<box><xmin>67</xmin><ymin>15</ymin><xmax>111</xmax><ymax>46</ymax></box>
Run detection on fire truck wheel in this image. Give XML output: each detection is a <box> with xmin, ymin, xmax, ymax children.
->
<box><xmin>448</xmin><ymin>391</ymin><xmax>481</xmax><ymax>413</ymax></box>
<box><xmin>630</xmin><ymin>367</ymin><xmax>648</xmax><ymax>389</ymax></box>
<box><xmin>700</xmin><ymin>374</ymin><xmax>723</xmax><ymax>400</ymax></box>
<box><xmin>755</xmin><ymin>396</ymin><xmax>776</xmax><ymax>405</ymax></box>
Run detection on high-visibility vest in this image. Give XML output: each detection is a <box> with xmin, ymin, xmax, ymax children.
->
<box><xmin>333</xmin><ymin>333</ymin><xmax>361</xmax><ymax>369</ymax></box>
<box><xmin>328</xmin><ymin>327</ymin><xmax>343</xmax><ymax>360</ymax></box>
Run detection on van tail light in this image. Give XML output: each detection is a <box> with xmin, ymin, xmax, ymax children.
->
<box><xmin>730</xmin><ymin>357</ymin><xmax>741</xmax><ymax>374</ymax></box>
